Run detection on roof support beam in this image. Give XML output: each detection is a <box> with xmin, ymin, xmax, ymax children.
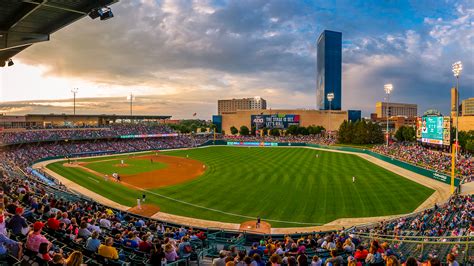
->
<box><xmin>4</xmin><ymin>0</ymin><xmax>47</xmax><ymax>30</ymax></box>
<box><xmin>0</xmin><ymin>32</ymin><xmax>49</xmax><ymax>51</ymax></box>
<box><xmin>22</xmin><ymin>0</ymin><xmax>88</xmax><ymax>15</ymax></box>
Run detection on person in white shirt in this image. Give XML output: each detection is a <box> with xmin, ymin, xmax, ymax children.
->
<box><xmin>137</xmin><ymin>198</ymin><xmax>141</xmax><ymax>209</ymax></box>
<box><xmin>212</xmin><ymin>250</ymin><xmax>226</xmax><ymax>266</ymax></box>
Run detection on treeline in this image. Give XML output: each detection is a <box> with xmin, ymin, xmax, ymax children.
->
<box><xmin>458</xmin><ymin>130</ymin><xmax>474</xmax><ymax>152</ymax></box>
<box><xmin>394</xmin><ymin>126</ymin><xmax>416</xmax><ymax>141</ymax></box>
<box><xmin>229</xmin><ymin>125</ymin><xmax>325</xmax><ymax>137</ymax></box>
<box><xmin>168</xmin><ymin>120</ymin><xmax>210</xmax><ymax>133</ymax></box>
<box><xmin>337</xmin><ymin>120</ymin><xmax>384</xmax><ymax>145</ymax></box>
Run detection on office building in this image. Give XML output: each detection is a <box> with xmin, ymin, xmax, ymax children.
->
<box><xmin>375</xmin><ymin>102</ymin><xmax>417</xmax><ymax>118</ymax></box>
<box><xmin>462</xmin><ymin>98</ymin><xmax>474</xmax><ymax>116</ymax></box>
<box><xmin>218</xmin><ymin>97</ymin><xmax>267</xmax><ymax>115</ymax></box>
<box><xmin>316</xmin><ymin>30</ymin><xmax>342</xmax><ymax>110</ymax></box>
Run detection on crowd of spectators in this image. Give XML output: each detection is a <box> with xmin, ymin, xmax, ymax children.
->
<box><xmin>0</xmin><ymin>168</ymin><xmax>208</xmax><ymax>265</ymax></box>
<box><xmin>0</xmin><ymin>124</ymin><xmax>176</xmax><ymax>145</ymax></box>
<box><xmin>0</xmin><ymin>135</ymin><xmax>213</xmax><ymax>172</ymax></box>
<box><xmin>212</xmin><ymin>193</ymin><xmax>472</xmax><ymax>266</ymax></box>
<box><xmin>372</xmin><ymin>143</ymin><xmax>473</xmax><ymax>183</ymax></box>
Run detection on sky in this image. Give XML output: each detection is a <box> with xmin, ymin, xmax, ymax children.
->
<box><xmin>0</xmin><ymin>0</ymin><xmax>472</xmax><ymax>119</ymax></box>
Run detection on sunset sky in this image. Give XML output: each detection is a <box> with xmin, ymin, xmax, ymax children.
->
<box><xmin>0</xmin><ymin>0</ymin><xmax>472</xmax><ymax>119</ymax></box>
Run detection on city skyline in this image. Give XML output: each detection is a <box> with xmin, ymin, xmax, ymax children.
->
<box><xmin>0</xmin><ymin>0</ymin><xmax>472</xmax><ymax>119</ymax></box>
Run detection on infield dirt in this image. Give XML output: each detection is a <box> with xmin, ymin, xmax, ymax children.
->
<box><xmin>65</xmin><ymin>154</ymin><xmax>205</xmax><ymax>189</ymax></box>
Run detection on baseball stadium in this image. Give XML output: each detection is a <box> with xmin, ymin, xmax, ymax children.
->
<box><xmin>0</xmin><ymin>1</ymin><xmax>472</xmax><ymax>266</ymax></box>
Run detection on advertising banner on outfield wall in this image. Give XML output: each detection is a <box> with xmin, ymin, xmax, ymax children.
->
<box><xmin>251</xmin><ymin>114</ymin><xmax>300</xmax><ymax>129</ymax></box>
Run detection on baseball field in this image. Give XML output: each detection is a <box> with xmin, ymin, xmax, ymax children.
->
<box><xmin>45</xmin><ymin>146</ymin><xmax>435</xmax><ymax>227</ymax></box>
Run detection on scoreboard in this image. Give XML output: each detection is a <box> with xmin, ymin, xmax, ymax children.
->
<box><xmin>251</xmin><ymin>114</ymin><xmax>300</xmax><ymax>129</ymax></box>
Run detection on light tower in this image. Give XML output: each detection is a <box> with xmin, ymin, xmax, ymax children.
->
<box><xmin>451</xmin><ymin>61</ymin><xmax>462</xmax><ymax>194</ymax></box>
<box><xmin>327</xmin><ymin>92</ymin><xmax>334</xmax><ymax>133</ymax></box>
<box><xmin>384</xmin><ymin>84</ymin><xmax>393</xmax><ymax>146</ymax></box>
<box><xmin>71</xmin><ymin>88</ymin><xmax>79</xmax><ymax>115</ymax></box>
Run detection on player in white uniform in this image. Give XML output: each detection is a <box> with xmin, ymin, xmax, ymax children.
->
<box><xmin>137</xmin><ymin>197</ymin><xmax>141</xmax><ymax>209</ymax></box>
<box><xmin>352</xmin><ymin>176</ymin><xmax>356</xmax><ymax>183</ymax></box>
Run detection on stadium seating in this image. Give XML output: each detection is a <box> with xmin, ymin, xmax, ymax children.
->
<box><xmin>0</xmin><ymin>127</ymin><xmax>471</xmax><ymax>265</ymax></box>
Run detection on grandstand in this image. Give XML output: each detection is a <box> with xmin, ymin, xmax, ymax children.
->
<box><xmin>0</xmin><ymin>125</ymin><xmax>471</xmax><ymax>265</ymax></box>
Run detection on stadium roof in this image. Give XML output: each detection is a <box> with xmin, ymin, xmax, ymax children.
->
<box><xmin>0</xmin><ymin>0</ymin><xmax>118</xmax><ymax>64</ymax></box>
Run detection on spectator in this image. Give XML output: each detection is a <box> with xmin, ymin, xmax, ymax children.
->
<box><xmin>85</xmin><ymin>230</ymin><xmax>101</xmax><ymax>252</ymax></box>
<box><xmin>446</xmin><ymin>253</ymin><xmax>459</xmax><ymax>266</ymax></box>
<box><xmin>26</xmin><ymin>221</ymin><xmax>51</xmax><ymax>253</ymax></box>
<box><xmin>6</xmin><ymin>207</ymin><xmax>28</xmax><ymax>235</ymax></box>
<box><xmin>64</xmin><ymin>250</ymin><xmax>83</xmax><ymax>266</ymax></box>
<box><xmin>150</xmin><ymin>243</ymin><xmax>166</xmax><ymax>265</ymax></box>
<box><xmin>311</xmin><ymin>255</ymin><xmax>322</xmax><ymax>266</ymax></box>
<box><xmin>213</xmin><ymin>250</ymin><xmax>227</xmax><ymax>266</ymax></box>
<box><xmin>98</xmin><ymin>237</ymin><xmax>119</xmax><ymax>260</ymax></box>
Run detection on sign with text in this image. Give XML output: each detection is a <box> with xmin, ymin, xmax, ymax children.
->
<box><xmin>251</xmin><ymin>114</ymin><xmax>300</xmax><ymax>129</ymax></box>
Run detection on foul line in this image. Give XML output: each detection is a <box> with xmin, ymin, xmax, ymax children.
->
<box><xmin>85</xmin><ymin>176</ymin><xmax>100</xmax><ymax>183</ymax></box>
<box><xmin>121</xmin><ymin>181</ymin><xmax>323</xmax><ymax>226</ymax></box>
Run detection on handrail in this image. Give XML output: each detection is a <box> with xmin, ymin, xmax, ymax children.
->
<box><xmin>353</xmin><ymin>232</ymin><xmax>472</xmax><ymax>239</ymax></box>
<box><xmin>354</xmin><ymin>234</ymin><xmax>472</xmax><ymax>244</ymax></box>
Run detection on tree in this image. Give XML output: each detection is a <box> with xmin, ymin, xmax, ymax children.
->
<box><xmin>269</xmin><ymin>128</ymin><xmax>280</xmax><ymax>136</ymax></box>
<box><xmin>200</xmin><ymin>127</ymin><xmax>207</xmax><ymax>133</ymax></box>
<box><xmin>297</xmin><ymin>126</ymin><xmax>309</xmax><ymax>135</ymax></box>
<box><xmin>395</xmin><ymin>126</ymin><xmax>416</xmax><ymax>142</ymax></box>
<box><xmin>286</xmin><ymin>125</ymin><xmax>298</xmax><ymax>135</ymax></box>
<box><xmin>239</xmin><ymin>125</ymin><xmax>250</xmax><ymax>136</ymax></box>
<box><xmin>402</xmin><ymin>126</ymin><xmax>415</xmax><ymax>141</ymax></box>
<box><xmin>466</xmin><ymin>139</ymin><xmax>474</xmax><ymax>153</ymax></box>
<box><xmin>230</xmin><ymin>126</ymin><xmax>238</xmax><ymax>135</ymax></box>
<box><xmin>337</xmin><ymin>120</ymin><xmax>383</xmax><ymax>145</ymax></box>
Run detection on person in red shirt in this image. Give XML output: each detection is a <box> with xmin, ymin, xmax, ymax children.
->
<box><xmin>47</xmin><ymin>213</ymin><xmax>60</xmax><ymax>231</ymax></box>
<box><xmin>138</xmin><ymin>235</ymin><xmax>152</xmax><ymax>252</ymax></box>
<box><xmin>354</xmin><ymin>245</ymin><xmax>369</xmax><ymax>261</ymax></box>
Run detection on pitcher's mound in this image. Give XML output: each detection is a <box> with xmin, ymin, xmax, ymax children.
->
<box><xmin>240</xmin><ymin>220</ymin><xmax>271</xmax><ymax>234</ymax></box>
<box><xmin>127</xmin><ymin>204</ymin><xmax>160</xmax><ymax>217</ymax></box>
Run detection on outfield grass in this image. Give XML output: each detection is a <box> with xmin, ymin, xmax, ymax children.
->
<box><xmin>85</xmin><ymin>158</ymin><xmax>166</xmax><ymax>175</ymax></box>
<box><xmin>47</xmin><ymin>146</ymin><xmax>434</xmax><ymax>227</ymax></box>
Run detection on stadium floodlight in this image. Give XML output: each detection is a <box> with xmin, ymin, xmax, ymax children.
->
<box><xmin>127</xmin><ymin>93</ymin><xmax>136</xmax><ymax>123</ymax></box>
<box><xmin>452</xmin><ymin>61</ymin><xmax>462</xmax><ymax>78</ymax></box>
<box><xmin>327</xmin><ymin>93</ymin><xmax>334</xmax><ymax>134</ymax></box>
<box><xmin>451</xmin><ymin>61</ymin><xmax>462</xmax><ymax>190</ymax></box>
<box><xmin>89</xmin><ymin>6</ymin><xmax>114</xmax><ymax>21</ymax></box>
<box><xmin>384</xmin><ymin>84</ymin><xmax>393</xmax><ymax>146</ymax></box>
<box><xmin>71</xmin><ymin>88</ymin><xmax>78</xmax><ymax>115</ymax></box>
<box><xmin>7</xmin><ymin>59</ymin><xmax>14</xmax><ymax>67</ymax></box>
<box><xmin>99</xmin><ymin>7</ymin><xmax>114</xmax><ymax>20</ymax></box>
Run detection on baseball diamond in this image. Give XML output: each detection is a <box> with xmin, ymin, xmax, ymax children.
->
<box><xmin>44</xmin><ymin>146</ymin><xmax>435</xmax><ymax>227</ymax></box>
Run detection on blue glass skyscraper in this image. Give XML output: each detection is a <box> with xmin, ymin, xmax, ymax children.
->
<box><xmin>316</xmin><ymin>30</ymin><xmax>342</xmax><ymax>110</ymax></box>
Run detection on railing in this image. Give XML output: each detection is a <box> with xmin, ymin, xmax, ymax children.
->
<box><xmin>353</xmin><ymin>233</ymin><xmax>472</xmax><ymax>264</ymax></box>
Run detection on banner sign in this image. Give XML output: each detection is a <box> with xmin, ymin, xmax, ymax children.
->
<box><xmin>251</xmin><ymin>114</ymin><xmax>300</xmax><ymax>129</ymax></box>
<box><xmin>226</xmin><ymin>141</ymin><xmax>278</xmax><ymax>147</ymax></box>
<box><xmin>120</xmin><ymin>133</ymin><xmax>178</xmax><ymax>139</ymax></box>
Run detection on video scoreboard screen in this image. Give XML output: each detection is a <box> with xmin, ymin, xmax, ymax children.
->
<box><xmin>251</xmin><ymin>114</ymin><xmax>300</xmax><ymax>129</ymax></box>
<box><xmin>420</xmin><ymin>116</ymin><xmax>450</xmax><ymax>145</ymax></box>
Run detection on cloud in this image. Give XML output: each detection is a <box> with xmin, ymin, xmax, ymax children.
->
<box><xmin>4</xmin><ymin>0</ymin><xmax>473</xmax><ymax>118</ymax></box>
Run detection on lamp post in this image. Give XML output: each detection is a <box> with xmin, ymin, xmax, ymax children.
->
<box><xmin>384</xmin><ymin>84</ymin><xmax>393</xmax><ymax>146</ymax></box>
<box><xmin>127</xmin><ymin>93</ymin><xmax>135</xmax><ymax>123</ymax></box>
<box><xmin>327</xmin><ymin>93</ymin><xmax>334</xmax><ymax>134</ymax></box>
<box><xmin>451</xmin><ymin>61</ymin><xmax>462</xmax><ymax>194</ymax></box>
<box><xmin>71</xmin><ymin>88</ymin><xmax>78</xmax><ymax>115</ymax></box>
<box><xmin>452</xmin><ymin>61</ymin><xmax>462</xmax><ymax>159</ymax></box>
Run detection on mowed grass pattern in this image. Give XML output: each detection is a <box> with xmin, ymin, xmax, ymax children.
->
<box><xmin>86</xmin><ymin>158</ymin><xmax>166</xmax><ymax>175</ymax></box>
<box><xmin>47</xmin><ymin>147</ymin><xmax>434</xmax><ymax>227</ymax></box>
